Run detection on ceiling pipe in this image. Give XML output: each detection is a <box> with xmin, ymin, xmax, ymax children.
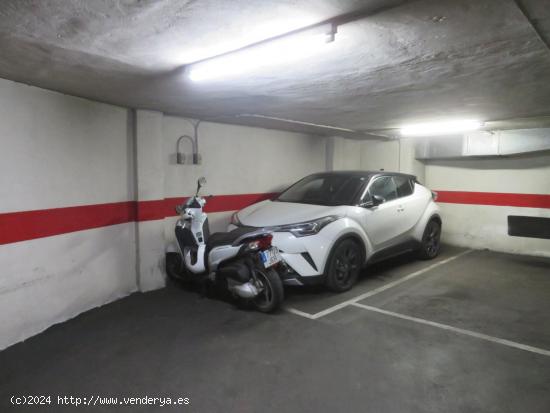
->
<box><xmin>235</xmin><ymin>114</ymin><xmax>391</xmax><ymax>140</ymax></box>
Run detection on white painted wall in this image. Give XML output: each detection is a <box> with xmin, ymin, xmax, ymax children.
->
<box><xmin>424</xmin><ymin>154</ymin><xmax>550</xmax><ymax>257</ymax></box>
<box><xmin>163</xmin><ymin>117</ymin><xmax>326</xmax><ymax>197</ymax></box>
<box><xmin>331</xmin><ymin>137</ymin><xmax>362</xmax><ymax>171</ymax></box>
<box><xmin>328</xmin><ymin>136</ymin><xmax>425</xmax><ymax>182</ymax></box>
<box><xmin>0</xmin><ymin>78</ymin><xmax>137</xmax><ymax>349</ymax></box>
<box><xmin>359</xmin><ymin>138</ymin><xmax>425</xmax><ymax>182</ymax></box>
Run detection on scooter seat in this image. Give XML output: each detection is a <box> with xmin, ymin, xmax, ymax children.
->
<box><xmin>206</xmin><ymin>226</ymin><xmax>262</xmax><ymax>252</ymax></box>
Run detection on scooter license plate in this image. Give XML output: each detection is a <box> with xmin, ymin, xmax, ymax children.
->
<box><xmin>259</xmin><ymin>247</ymin><xmax>282</xmax><ymax>268</ymax></box>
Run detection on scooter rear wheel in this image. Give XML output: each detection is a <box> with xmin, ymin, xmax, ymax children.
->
<box><xmin>252</xmin><ymin>267</ymin><xmax>284</xmax><ymax>313</ymax></box>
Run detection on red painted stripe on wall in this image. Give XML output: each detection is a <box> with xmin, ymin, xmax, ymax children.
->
<box><xmin>435</xmin><ymin>190</ymin><xmax>550</xmax><ymax>209</ymax></box>
<box><xmin>0</xmin><ymin>193</ymin><xmax>278</xmax><ymax>245</ymax></box>
<box><xmin>0</xmin><ymin>201</ymin><xmax>136</xmax><ymax>245</ymax></box>
<box><xmin>162</xmin><ymin>193</ymin><xmax>278</xmax><ymax>219</ymax></box>
<box><xmin>136</xmin><ymin>193</ymin><xmax>277</xmax><ymax>222</ymax></box>
<box><xmin>2</xmin><ymin>191</ymin><xmax>548</xmax><ymax>245</ymax></box>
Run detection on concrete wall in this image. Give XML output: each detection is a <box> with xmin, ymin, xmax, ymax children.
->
<box><xmin>330</xmin><ymin>137</ymin><xmax>362</xmax><ymax>171</ymax></box>
<box><xmin>359</xmin><ymin>138</ymin><xmax>425</xmax><ymax>182</ymax></box>
<box><xmin>424</xmin><ymin>154</ymin><xmax>550</xmax><ymax>257</ymax></box>
<box><xmin>328</xmin><ymin>136</ymin><xmax>425</xmax><ymax>182</ymax></box>
<box><xmin>0</xmin><ymin>78</ymin><xmax>137</xmax><ymax>350</ymax></box>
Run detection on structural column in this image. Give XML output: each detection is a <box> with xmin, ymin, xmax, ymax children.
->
<box><xmin>135</xmin><ymin>110</ymin><xmax>166</xmax><ymax>291</ymax></box>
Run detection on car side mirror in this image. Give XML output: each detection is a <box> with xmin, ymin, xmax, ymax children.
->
<box><xmin>360</xmin><ymin>195</ymin><xmax>385</xmax><ymax>208</ymax></box>
<box><xmin>372</xmin><ymin>195</ymin><xmax>385</xmax><ymax>206</ymax></box>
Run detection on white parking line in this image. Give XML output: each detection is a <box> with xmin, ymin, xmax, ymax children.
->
<box><xmin>284</xmin><ymin>307</ymin><xmax>317</xmax><ymax>319</ymax></box>
<box><xmin>284</xmin><ymin>249</ymin><xmax>473</xmax><ymax>320</ymax></box>
<box><xmin>351</xmin><ymin>302</ymin><xmax>550</xmax><ymax>357</ymax></box>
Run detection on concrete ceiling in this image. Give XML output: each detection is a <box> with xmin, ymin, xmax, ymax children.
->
<box><xmin>1</xmin><ymin>0</ymin><xmax>550</xmax><ymax>136</ymax></box>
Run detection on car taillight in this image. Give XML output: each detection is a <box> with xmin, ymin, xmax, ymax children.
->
<box><xmin>247</xmin><ymin>234</ymin><xmax>273</xmax><ymax>251</ymax></box>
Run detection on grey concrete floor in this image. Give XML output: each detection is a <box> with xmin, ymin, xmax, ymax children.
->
<box><xmin>1</xmin><ymin>246</ymin><xmax>550</xmax><ymax>412</ymax></box>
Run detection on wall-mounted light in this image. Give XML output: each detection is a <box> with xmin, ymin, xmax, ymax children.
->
<box><xmin>400</xmin><ymin>120</ymin><xmax>483</xmax><ymax>137</ymax></box>
<box><xmin>187</xmin><ymin>23</ymin><xmax>337</xmax><ymax>82</ymax></box>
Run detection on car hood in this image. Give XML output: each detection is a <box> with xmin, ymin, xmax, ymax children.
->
<box><xmin>237</xmin><ymin>200</ymin><xmax>347</xmax><ymax>227</ymax></box>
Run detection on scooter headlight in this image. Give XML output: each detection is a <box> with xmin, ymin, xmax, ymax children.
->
<box><xmin>276</xmin><ymin>216</ymin><xmax>341</xmax><ymax>237</ymax></box>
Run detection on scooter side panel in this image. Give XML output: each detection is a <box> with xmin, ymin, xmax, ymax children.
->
<box><xmin>208</xmin><ymin>245</ymin><xmax>242</xmax><ymax>272</ymax></box>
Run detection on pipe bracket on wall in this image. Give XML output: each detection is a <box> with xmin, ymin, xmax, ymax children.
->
<box><xmin>176</xmin><ymin>120</ymin><xmax>202</xmax><ymax>165</ymax></box>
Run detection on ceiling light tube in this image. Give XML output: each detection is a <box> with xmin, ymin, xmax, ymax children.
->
<box><xmin>187</xmin><ymin>23</ymin><xmax>336</xmax><ymax>82</ymax></box>
<box><xmin>400</xmin><ymin>120</ymin><xmax>483</xmax><ymax>137</ymax></box>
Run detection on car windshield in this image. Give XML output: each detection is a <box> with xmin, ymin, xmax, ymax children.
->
<box><xmin>276</xmin><ymin>175</ymin><xmax>366</xmax><ymax>206</ymax></box>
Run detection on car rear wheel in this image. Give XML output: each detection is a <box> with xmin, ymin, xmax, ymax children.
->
<box><xmin>418</xmin><ymin>220</ymin><xmax>441</xmax><ymax>260</ymax></box>
<box><xmin>325</xmin><ymin>239</ymin><xmax>361</xmax><ymax>292</ymax></box>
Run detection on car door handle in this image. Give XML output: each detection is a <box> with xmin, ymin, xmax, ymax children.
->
<box><xmin>397</xmin><ymin>206</ymin><xmax>404</xmax><ymax>212</ymax></box>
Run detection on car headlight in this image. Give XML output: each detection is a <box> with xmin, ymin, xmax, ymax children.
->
<box><xmin>230</xmin><ymin>211</ymin><xmax>241</xmax><ymax>226</ymax></box>
<box><xmin>276</xmin><ymin>216</ymin><xmax>341</xmax><ymax>237</ymax></box>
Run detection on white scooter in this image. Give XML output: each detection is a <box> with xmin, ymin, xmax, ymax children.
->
<box><xmin>166</xmin><ymin>177</ymin><xmax>284</xmax><ymax>312</ymax></box>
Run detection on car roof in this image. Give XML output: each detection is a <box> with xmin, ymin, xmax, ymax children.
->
<box><xmin>307</xmin><ymin>170</ymin><xmax>416</xmax><ymax>180</ymax></box>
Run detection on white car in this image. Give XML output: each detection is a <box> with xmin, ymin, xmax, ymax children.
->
<box><xmin>228</xmin><ymin>171</ymin><xmax>442</xmax><ymax>292</ymax></box>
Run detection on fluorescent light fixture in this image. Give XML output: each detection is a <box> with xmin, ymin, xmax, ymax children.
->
<box><xmin>400</xmin><ymin>120</ymin><xmax>483</xmax><ymax>137</ymax></box>
<box><xmin>188</xmin><ymin>23</ymin><xmax>336</xmax><ymax>82</ymax></box>
<box><xmin>178</xmin><ymin>17</ymin><xmax>319</xmax><ymax>65</ymax></box>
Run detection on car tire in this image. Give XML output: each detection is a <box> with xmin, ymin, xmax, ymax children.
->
<box><xmin>418</xmin><ymin>219</ymin><xmax>441</xmax><ymax>260</ymax></box>
<box><xmin>325</xmin><ymin>239</ymin><xmax>362</xmax><ymax>293</ymax></box>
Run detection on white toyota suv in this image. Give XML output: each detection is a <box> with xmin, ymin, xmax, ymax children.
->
<box><xmin>228</xmin><ymin>171</ymin><xmax>441</xmax><ymax>292</ymax></box>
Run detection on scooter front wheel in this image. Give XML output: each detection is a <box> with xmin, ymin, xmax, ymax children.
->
<box><xmin>166</xmin><ymin>252</ymin><xmax>193</xmax><ymax>284</ymax></box>
<box><xmin>252</xmin><ymin>266</ymin><xmax>284</xmax><ymax>313</ymax></box>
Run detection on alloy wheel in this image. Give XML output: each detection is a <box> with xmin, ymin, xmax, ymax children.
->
<box><xmin>425</xmin><ymin>222</ymin><xmax>441</xmax><ymax>256</ymax></box>
<box><xmin>333</xmin><ymin>245</ymin><xmax>360</xmax><ymax>288</ymax></box>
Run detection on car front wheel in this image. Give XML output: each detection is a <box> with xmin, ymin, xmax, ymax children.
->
<box><xmin>325</xmin><ymin>239</ymin><xmax>362</xmax><ymax>292</ymax></box>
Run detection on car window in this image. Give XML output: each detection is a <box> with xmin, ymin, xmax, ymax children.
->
<box><xmin>276</xmin><ymin>175</ymin><xmax>365</xmax><ymax>206</ymax></box>
<box><xmin>368</xmin><ymin>176</ymin><xmax>397</xmax><ymax>202</ymax></box>
<box><xmin>394</xmin><ymin>176</ymin><xmax>414</xmax><ymax>198</ymax></box>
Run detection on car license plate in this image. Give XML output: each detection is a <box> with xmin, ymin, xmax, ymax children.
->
<box><xmin>259</xmin><ymin>247</ymin><xmax>282</xmax><ymax>268</ymax></box>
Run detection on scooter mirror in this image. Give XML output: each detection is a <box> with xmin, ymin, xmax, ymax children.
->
<box><xmin>196</xmin><ymin>176</ymin><xmax>207</xmax><ymax>196</ymax></box>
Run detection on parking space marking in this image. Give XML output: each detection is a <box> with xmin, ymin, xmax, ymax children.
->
<box><xmin>285</xmin><ymin>249</ymin><xmax>473</xmax><ymax>320</ymax></box>
<box><xmin>285</xmin><ymin>307</ymin><xmax>316</xmax><ymax>319</ymax></box>
<box><xmin>351</xmin><ymin>302</ymin><xmax>550</xmax><ymax>357</ymax></box>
